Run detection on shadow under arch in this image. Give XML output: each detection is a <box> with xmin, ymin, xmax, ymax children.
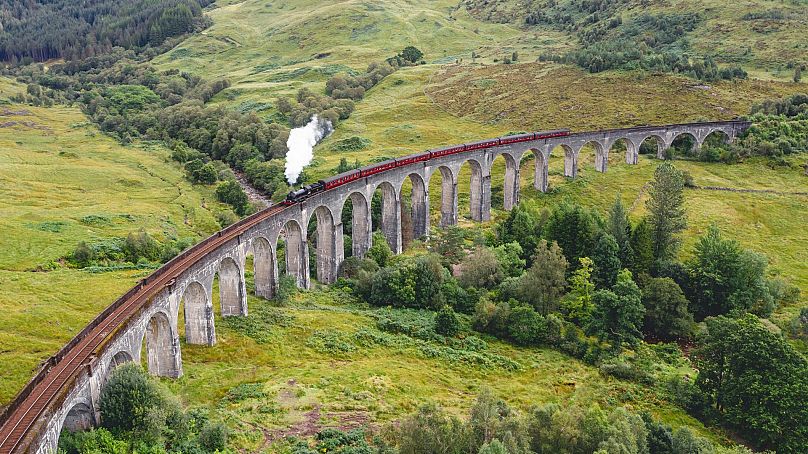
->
<box><xmin>371</xmin><ymin>181</ymin><xmax>401</xmax><ymax>253</ymax></box>
<box><xmin>459</xmin><ymin>158</ymin><xmax>487</xmax><ymax>221</ymax></box>
<box><xmin>428</xmin><ymin>165</ymin><xmax>456</xmax><ymax>228</ymax></box>
<box><xmin>108</xmin><ymin>350</ymin><xmax>133</xmax><ymax>372</ymax></box>
<box><xmin>251</xmin><ymin>236</ymin><xmax>277</xmax><ymax>299</ymax></box>
<box><xmin>277</xmin><ymin>219</ymin><xmax>307</xmax><ymax>288</ymax></box>
<box><xmin>579</xmin><ymin>140</ymin><xmax>606</xmax><ymax>172</ymax></box>
<box><xmin>491</xmin><ymin>152</ymin><xmax>519</xmax><ymax>211</ymax></box>
<box><xmin>639</xmin><ymin>134</ymin><xmax>666</xmax><ymax>159</ymax></box>
<box><xmin>308</xmin><ymin>205</ymin><xmax>340</xmax><ymax>284</ymax></box>
<box><xmin>180</xmin><ymin>281</ymin><xmax>214</xmax><ymax>345</ymax></box>
<box><xmin>61</xmin><ymin>401</ymin><xmax>94</xmax><ymax>434</ymax></box>
<box><xmin>341</xmin><ymin>191</ymin><xmax>371</xmax><ymax>258</ymax></box>
<box><xmin>143</xmin><ymin>311</ymin><xmax>180</xmax><ymax>377</ymax></box>
<box><xmin>608</xmin><ymin>137</ymin><xmax>638</xmax><ymax>165</ymax></box>
<box><xmin>401</xmin><ymin>172</ymin><xmax>428</xmax><ymax>242</ymax></box>
<box><xmin>216</xmin><ymin>256</ymin><xmax>246</xmax><ymax>317</ymax></box>
<box><xmin>669</xmin><ymin>131</ymin><xmax>699</xmax><ymax>158</ymax></box>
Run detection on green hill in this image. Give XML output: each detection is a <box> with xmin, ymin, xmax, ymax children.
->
<box><xmin>0</xmin><ymin>78</ymin><xmax>225</xmax><ymax>405</ymax></box>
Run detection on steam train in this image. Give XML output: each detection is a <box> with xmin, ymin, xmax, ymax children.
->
<box><xmin>283</xmin><ymin>129</ymin><xmax>571</xmax><ymax>205</ymax></box>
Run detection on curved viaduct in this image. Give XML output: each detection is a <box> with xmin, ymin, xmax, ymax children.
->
<box><xmin>0</xmin><ymin>120</ymin><xmax>748</xmax><ymax>453</ymax></box>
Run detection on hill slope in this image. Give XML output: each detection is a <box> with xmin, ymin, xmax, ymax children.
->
<box><xmin>0</xmin><ymin>79</ymin><xmax>223</xmax><ymax>405</ymax></box>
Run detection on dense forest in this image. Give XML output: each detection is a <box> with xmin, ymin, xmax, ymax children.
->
<box><xmin>0</xmin><ymin>0</ymin><xmax>214</xmax><ymax>62</ymax></box>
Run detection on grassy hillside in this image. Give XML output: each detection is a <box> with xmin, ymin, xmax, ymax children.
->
<box><xmin>0</xmin><ymin>80</ymin><xmax>224</xmax><ymax>405</ymax></box>
<box><xmin>172</xmin><ymin>286</ymin><xmax>727</xmax><ymax>451</ymax></box>
<box><xmin>425</xmin><ymin>62</ymin><xmax>805</xmax><ymax>130</ymax></box>
<box><xmin>464</xmin><ymin>0</ymin><xmax>808</xmax><ymax>78</ymax></box>
<box><xmin>152</xmin><ymin>0</ymin><xmax>805</xmax><ymax>357</ymax></box>
<box><xmin>511</xmin><ymin>154</ymin><xmax>808</xmax><ymax>326</ymax></box>
<box><xmin>153</xmin><ymin>0</ymin><xmax>565</xmax><ymax>105</ymax></box>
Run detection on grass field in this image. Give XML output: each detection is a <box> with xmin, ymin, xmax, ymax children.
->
<box><xmin>153</xmin><ymin>0</ymin><xmax>568</xmax><ymax>108</ymax></box>
<box><xmin>170</xmin><ymin>285</ymin><xmax>726</xmax><ymax>451</ymax></box>
<box><xmin>0</xmin><ymin>84</ymin><xmax>225</xmax><ymax>405</ymax></box>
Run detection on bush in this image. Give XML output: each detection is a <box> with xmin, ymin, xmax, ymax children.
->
<box><xmin>72</xmin><ymin>241</ymin><xmax>95</xmax><ymax>267</ymax></box>
<box><xmin>435</xmin><ymin>306</ymin><xmax>461</xmax><ymax>337</ymax></box>
<box><xmin>199</xmin><ymin>422</ymin><xmax>228</xmax><ymax>452</ymax></box>
<box><xmin>367</xmin><ymin>232</ymin><xmax>393</xmax><ymax>267</ymax></box>
<box><xmin>99</xmin><ymin>364</ymin><xmax>167</xmax><ymax>433</ymax></box>
<box><xmin>507</xmin><ymin>306</ymin><xmax>547</xmax><ymax>346</ymax></box>
<box><xmin>215</xmin><ymin>180</ymin><xmax>249</xmax><ymax>216</ymax></box>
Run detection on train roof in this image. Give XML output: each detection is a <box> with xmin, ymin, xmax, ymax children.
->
<box><xmin>499</xmin><ymin>132</ymin><xmax>534</xmax><ymax>141</ymax></box>
<box><xmin>320</xmin><ymin>169</ymin><xmax>359</xmax><ymax>185</ymax></box>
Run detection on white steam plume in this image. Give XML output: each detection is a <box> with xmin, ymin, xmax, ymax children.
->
<box><xmin>285</xmin><ymin>115</ymin><xmax>333</xmax><ymax>184</ymax></box>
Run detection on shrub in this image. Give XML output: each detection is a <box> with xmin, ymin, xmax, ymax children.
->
<box><xmin>435</xmin><ymin>306</ymin><xmax>461</xmax><ymax>337</ymax></box>
<box><xmin>72</xmin><ymin>241</ymin><xmax>95</xmax><ymax>267</ymax></box>
<box><xmin>199</xmin><ymin>422</ymin><xmax>228</xmax><ymax>452</ymax></box>
<box><xmin>367</xmin><ymin>232</ymin><xmax>394</xmax><ymax>267</ymax></box>
<box><xmin>459</xmin><ymin>246</ymin><xmax>504</xmax><ymax>290</ymax></box>
<box><xmin>215</xmin><ymin>180</ymin><xmax>249</xmax><ymax>216</ymax></box>
<box><xmin>507</xmin><ymin>306</ymin><xmax>547</xmax><ymax>346</ymax></box>
<box><xmin>99</xmin><ymin>364</ymin><xmax>167</xmax><ymax>433</ymax></box>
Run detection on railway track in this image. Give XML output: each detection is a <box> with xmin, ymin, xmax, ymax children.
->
<box><xmin>0</xmin><ymin>204</ymin><xmax>287</xmax><ymax>453</ymax></box>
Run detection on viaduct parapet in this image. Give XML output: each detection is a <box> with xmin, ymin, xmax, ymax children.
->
<box><xmin>0</xmin><ymin>120</ymin><xmax>749</xmax><ymax>453</ymax></box>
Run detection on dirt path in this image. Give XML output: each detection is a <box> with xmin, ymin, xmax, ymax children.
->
<box><xmin>233</xmin><ymin>170</ymin><xmax>272</xmax><ymax>207</ymax></box>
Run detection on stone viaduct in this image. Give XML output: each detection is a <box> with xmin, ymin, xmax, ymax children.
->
<box><xmin>0</xmin><ymin>120</ymin><xmax>749</xmax><ymax>453</ymax></box>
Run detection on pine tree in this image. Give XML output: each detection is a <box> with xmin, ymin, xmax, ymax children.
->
<box><xmin>608</xmin><ymin>195</ymin><xmax>634</xmax><ymax>268</ymax></box>
<box><xmin>646</xmin><ymin>163</ymin><xmax>687</xmax><ymax>266</ymax></box>
<box><xmin>592</xmin><ymin>233</ymin><xmax>621</xmax><ymax>289</ymax></box>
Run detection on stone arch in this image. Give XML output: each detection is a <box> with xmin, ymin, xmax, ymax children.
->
<box><xmin>429</xmin><ymin>165</ymin><xmax>457</xmax><ymax>228</ymax></box>
<box><xmin>216</xmin><ymin>256</ymin><xmax>246</xmax><ymax>317</ymax></box>
<box><xmin>279</xmin><ymin>219</ymin><xmax>308</xmax><ymax>288</ymax></box>
<box><xmin>532</xmin><ymin>148</ymin><xmax>549</xmax><ymax>193</ymax></box>
<box><xmin>180</xmin><ymin>281</ymin><xmax>214</xmax><ymax>345</ymax></box>
<box><xmin>252</xmin><ymin>236</ymin><xmax>277</xmax><ymax>299</ymax></box>
<box><xmin>608</xmin><ymin>137</ymin><xmax>638</xmax><ymax>165</ymax></box>
<box><xmin>401</xmin><ymin>172</ymin><xmax>429</xmax><ymax>240</ymax></box>
<box><xmin>372</xmin><ymin>181</ymin><xmax>401</xmax><ymax>253</ymax></box>
<box><xmin>548</xmin><ymin>143</ymin><xmax>576</xmax><ymax>178</ymax></box>
<box><xmin>341</xmin><ymin>192</ymin><xmax>371</xmax><ymax>258</ymax></box>
<box><xmin>492</xmin><ymin>152</ymin><xmax>519</xmax><ymax>211</ymax></box>
<box><xmin>143</xmin><ymin>311</ymin><xmax>180</xmax><ymax>377</ymax></box>
<box><xmin>703</xmin><ymin>128</ymin><xmax>731</xmax><ymax>147</ymax></box>
<box><xmin>460</xmin><ymin>158</ymin><xmax>489</xmax><ymax>221</ymax></box>
<box><xmin>639</xmin><ymin>134</ymin><xmax>666</xmax><ymax>159</ymax></box>
<box><xmin>669</xmin><ymin>131</ymin><xmax>699</xmax><ymax>158</ymax></box>
<box><xmin>308</xmin><ymin>205</ymin><xmax>341</xmax><ymax>284</ymax></box>
<box><xmin>61</xmin><ymin>401</ymin><xmax>94</xmax><ymax>433</ymax></box>
<box><xmin>581</xmin><ymin>140</ymin><xmax>607</xmax><ymax>173</ymax></box>
<box><xmin>108</xmin><ymin>350</ymin><xmax>133</xmax><ymax>371</ymax></box>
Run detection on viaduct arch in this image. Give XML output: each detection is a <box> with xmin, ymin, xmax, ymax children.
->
<box><xmin>0</xmin><ymin>120</ymin><xmax>748</xmax><ymax>453</ymax></box>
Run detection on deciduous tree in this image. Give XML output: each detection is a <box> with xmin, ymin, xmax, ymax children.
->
<box><xmin>587</xmin><ymin>269</ymin><xmax>645</xmax><ymax>349</ymax></box>
<box><xmin>517</xmin><ymin>240</ymin><xmax>568</xmax><ymax>315</ymax></box>
<box><xmin>694</xmin><ymin>315</ymin><xmax>808</xmax><ymax>453</ymax></box>
<box><xmin>640</xmin><ymin>276</ymin><xmax>693</xmax><ymax>340</ymax></box>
